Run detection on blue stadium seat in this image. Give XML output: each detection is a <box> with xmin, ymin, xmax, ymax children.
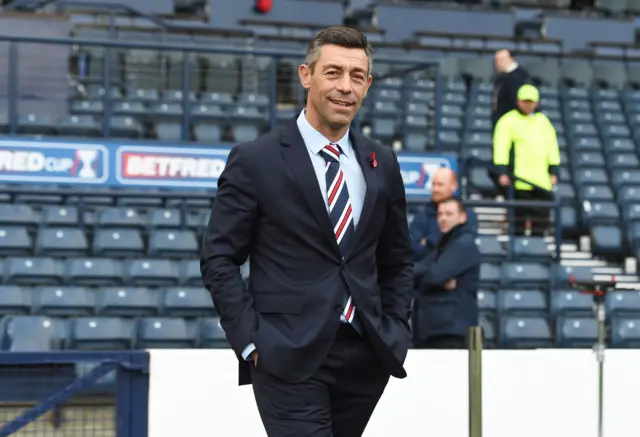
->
<box><xmin>148</xmin><ymin>229</ymin><xmax>199</xmax><ymax>258</ymax></box>
<box><xmin>127</xmin><ymin>259</ymin><xmax>180</xmax><ymax>287</ymax></box>
<box><xmin>581</xmin><ymin>201</ymin><xmax>620</xmax><ymax>226</ymax></box>
<box><xmin>497</xmin><ymin>290</ymin><xmax>548</xmax><ymax>315</ymax></box>
<box><xmin>147</xmin><ymin>209</ymin><xmax>183</xmax><ymax>229</ymax></box>
<box><xmin>0</xmin><ymin>226</ymin><xmax>32</xmax><ymax>256</ymax></box>
<box><xmin>181</xmin><ymin>260</ymin><xmax>205</xmax><ymax>287</ymax></box>
<box><xmin>611</xmin><ymin>317</ymin><xmax>640</xmax><ymax>347</ymax></box>
<box><xmin>479</xmin><ymin>316</ymin><xmax>496</xmax><ymax>347</ymax></box>
<box><xmin>477</xmin><ymin>289</ymin><xmax>496</xmax><ymax>314</ymax></box>
<box><xmin>2</xmin><ymin>316</ymin><xmax>65</xmax><ymax>351</ymax></box>
<box><xmin>163</xmin><ymin>287</ymin><xmax>213</xmax><ymax>317</ymax></box>
<box><xmin>500</xmin><ymin>316</ymin><xmax>553</xmax><ymax>348</ymax></box>
<box><xmin>6</xmin><ymin>258</ymin><xmax>64</xmax><ymax>286</ymax></box>
<box><xmin>0</xmin><ymin>203</ymin><xmax>39</xmax><ymax>228</ymax></box>
<box><xmin>556</xmin><ymin>317</ymin><xmax>597</xmax><ymax>348</ymax></box>
<box><xmin>97</xmin><ymin>287</ymin><xmax>159</xmax><ymax>317</ymax></box>
<box><xmin>230</xmin><ymin>106</ymin><xmax>267</xmax><ymax>142</ymax></box>
<box><xmin>136</xmin><ymin>318</ymin><xmax>195</xmax><ymax>348</ymax></box>
<box><xmin>70</xmin><ymin>317</ymin><xmax>133</xmax><ymax>350</ymax></box>
<box><xmin>550</xmin><ymin>289</ymin><xmax>595</xmax><ymax>317</ymax></box>
<box><xmin>511</xmin><ymin>237</ymin><xmax>551</xmax><ymax>261</ymax></box>
<box><xmin>479</xmin><ymin>263</ymin><xmax>501</xmax><ymax>287</ymax></box>
<box><xmin>92</xmin><ymin>229</ymin><xmax>145</xmax><ymax>258</ymax></box>
<box><xmin>97</xmin><ymin>208</ymin><xmax>145</xmax><ymax>229</ymax></box>
<box><xmin>618</xmin><ymin>186</ymin><xmax>640</xmax><ymax>205</ymax></box>
<box><xmin>553</xmin><ymin>265</ymin><xmax>594</xmax><ymax>287</ymax></box>
<box><xmin>199</xmin><ymin>318</ymin><xmax>229</xmax><ymax>348</ymax></box>
<box><xmin>58</xmin><ymin>115</ymin><xmax>100</xmax><ymax>137</ymax></box>
<box><xmin>590</xmin><ymin>225</ymin><xmax>623</xmax><ymax>256</ymax></box>
<box><xmin>41</xmin><ymin>206</ymin><xmax>80</xmax><ymax>227</ymax></box>
<box><xmin>35</xmin><ymin>228</ymin><xmax>89</xmax><ymax>257</ymax></box>
<box><xmin>474</xmin><ymin>236</ymin><xmax>503</xmax><ymax>261</ymax></box>
<box><xmin>33</xmin><ymin>286</ymin><xmax>94</xmax><ymax>317</ymax></box>
<box><xmin>579</xmin><ymin>184</ymin><xmax>614</xmax><ymax>202</ymax></box>
<box><xmin>501</xmin><ymin>262</ymin><xmax>550</xmax><ymax>287</ymax></box>
<box><xmin>0</xmin><ymin>285</ymin><xmax>31</xmax><ymax>316</ymax></box>
<box><xmin>606</xmin><ymin>291</ymin><xmax>640</xmax><ymax>316</ymax></box>
<box><xmin>66</xmin><ymin>258</ymin><xmax>123</xmax><ymax>287</ymax></box>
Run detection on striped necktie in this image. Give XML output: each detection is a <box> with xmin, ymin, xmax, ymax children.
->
<box><xmin>321</xmin><ymin>143</ymin><xmax>361</xmax><ymax>333</ymax></box>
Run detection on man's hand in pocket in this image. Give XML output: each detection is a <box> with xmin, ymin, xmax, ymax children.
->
<box><xmin>251</xmin><ymin>350</ymin><xmax>259</xmax><ymax>367</ymax></box>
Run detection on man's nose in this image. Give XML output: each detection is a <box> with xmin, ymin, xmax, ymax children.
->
<box><xmin>335</xmin><ymin>75</ymin><xmax>352</xmax><ymax>93</ymax></box>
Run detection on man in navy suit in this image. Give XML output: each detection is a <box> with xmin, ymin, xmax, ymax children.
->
<box><xmin>200</xmin><ymin>27</ymin><xmax>413</xmax><ymax>437</ymax></box>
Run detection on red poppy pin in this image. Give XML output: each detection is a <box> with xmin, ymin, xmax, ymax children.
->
<box><xmin>370</xmin><ymin>152</ymin><xmax>377</xmax><ymax>168</ymax></box>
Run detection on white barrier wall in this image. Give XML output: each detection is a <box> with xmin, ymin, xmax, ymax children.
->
<box><xmin>148</xmin><ymin>349</ymin><xmax>640</xmax><ymax>437</ymax></box>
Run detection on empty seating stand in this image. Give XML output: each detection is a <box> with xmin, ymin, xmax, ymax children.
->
<box><xmin>3</xmin><ymin>18</ymin><xmax>640</xmax><ymax>354</ymax></box>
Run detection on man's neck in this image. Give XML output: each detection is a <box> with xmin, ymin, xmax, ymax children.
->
<box><xmin>304</xmin><ymin>107</ymin><xmax>349</xmax><ymax>143</ymax></box>
<box><xmin>505</xmin><ymin>62</ymin><xmax>519</xmax><ymax>74</ymax></box>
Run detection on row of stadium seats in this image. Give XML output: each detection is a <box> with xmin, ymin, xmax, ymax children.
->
<box><xmin>2</xmin><ymin>286</ymin><xmax>638</xmax><ymax>319</ymax></box>
<box><xmin>0</xmin><ymin>257</ymin><xmax>586</xmax><ymax>289</ymax></box>
<box><xmin>2</xmin><ymin>314</ymin><xmax>639</xmax><ymax>350</ymax></box>
<box><xmin>0</xmin><ymin>315</ymin><xmax>227</xmax><ymax>350</ymax></box>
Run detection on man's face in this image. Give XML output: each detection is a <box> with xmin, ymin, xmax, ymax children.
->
<box><xmin>437</xmin><ymin>202</ymin><xmax>466</xmax><ymax>233</ymax></box>
<box><xmin>517</xmin><ymin>99</ymin><xmax>537</xmax><ymax>115</ymax></box>
<box><xmin>431</xmin><ymin>173</ymin><xmax>456</xmax><ymax>203</ymax></box>
<box><xmin>299</xmin><ymin>44</ymin><xmax>372</xmax><ymax>131</ymax></box>
<box><xmin>494</xmin><ymin>50</ymin><xmax>511</xmax><ymax>73</ymax></box>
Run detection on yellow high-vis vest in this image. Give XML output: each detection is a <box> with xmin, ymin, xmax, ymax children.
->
<box><xmin>493</xmin><ymin>109</ymin><xmax>561</xmax><ymax>191</ymax></box>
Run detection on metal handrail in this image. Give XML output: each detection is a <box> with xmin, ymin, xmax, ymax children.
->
<box><xmin>459</xmin><ymin>157</ymin><xmax>562</xmax><ymax>259</ymax></box>
<box><xmin>1</xmin><ymin>34</ymin><xmax>443</xmax><ymax>147</ymax></box>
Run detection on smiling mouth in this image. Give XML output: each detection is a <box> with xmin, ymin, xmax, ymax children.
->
<box><xmin>329</xmin><ymin>98</ymin><xmax>354</xmax><ymax>107</ymax></box>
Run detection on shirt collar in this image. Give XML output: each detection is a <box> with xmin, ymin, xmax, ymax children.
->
<box><xmin>296</xmin><ymin>109</ymin><xmax>351</xmax><ymax>157</ymax></box>
<box><xmin>505</xmin><ymin>62</ymin><xmax>519</xmax><ymax>73</ymax></box>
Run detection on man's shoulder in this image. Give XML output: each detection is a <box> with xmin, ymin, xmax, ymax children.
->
<box><xmin>454</xmin><ymin>230</ymin><xmax>480</xmax><ymax>254</ymax></box>
<box><xmin>356</xmin><ymin>134</ymin><xmax>397</xmax><ymax>163</ymax></box>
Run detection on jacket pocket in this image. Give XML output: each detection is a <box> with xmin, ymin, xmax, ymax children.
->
<box><xmin>253</xmin><ymin>292</ymin><xmax>303</xmax><ymax>314</ymax></box>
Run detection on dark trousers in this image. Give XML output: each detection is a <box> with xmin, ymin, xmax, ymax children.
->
<box><xmin>513</xmin><ymin>189</ymin><xmax>553</xmax><ymax>237</ymax></box>
<box><xmin>418</xmin><ymin>335</ymin><xmax>467</xmax><ymax>349</ymax></box>
<box><xmin>250</xmin><ymin>323</ymin><xmax>390</xmax><ymax>437</ymax></box>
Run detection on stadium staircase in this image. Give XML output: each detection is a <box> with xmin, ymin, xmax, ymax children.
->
<box><xmin>472</xmin><ymin>198</ymin><xmax>640</xmax><ymax>287</ymax></box>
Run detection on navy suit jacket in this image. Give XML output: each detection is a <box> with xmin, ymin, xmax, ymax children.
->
<box><xmin>200</xmin><ymin>119</ymin><xmax>414</xmax><ymax>386</ymax></box>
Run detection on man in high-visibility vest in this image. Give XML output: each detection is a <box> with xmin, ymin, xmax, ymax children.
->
<box><xmin>493</xmin><ymin>84</ymin><xmax>560</xmax><ymax>236</ymax></box>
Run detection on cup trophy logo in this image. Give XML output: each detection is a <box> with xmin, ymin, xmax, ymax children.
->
<box><xmin>75</xmin><ymin>149</ymin><xmax>99</xmax><ymax>179</ymax></box>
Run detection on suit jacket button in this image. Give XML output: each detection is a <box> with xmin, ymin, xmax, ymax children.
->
<box><xmin>334</xmin><ymin>305</ymin><xmax>342</xmax><ymax>313</ymax></box>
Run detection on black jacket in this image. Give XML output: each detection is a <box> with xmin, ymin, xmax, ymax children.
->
<box><xmin>492</xmin><ymin>65</ymin><xmax>530</xmax><ymax>128</ymax></box>
<box><xmin>201</xmin><ymin>118</ymin><xmax>413</xmax><ymax>386</ymax></box>
<box><xmin>412</xmin><ymin>222</ymin><xmax>481</xmax><ymax>342</ymax></box>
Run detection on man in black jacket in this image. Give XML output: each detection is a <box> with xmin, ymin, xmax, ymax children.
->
<box><xmin>492</xmin><ymin>49</ymin><xmax>530</xmax><ymax>129</ymax></box>
<box><xmin>412</xmin><ymin>197</ymin><xmax>481</xmax><ymax>349</ymax></box>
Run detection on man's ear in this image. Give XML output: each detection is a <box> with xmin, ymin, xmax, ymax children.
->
<box><xmin>363</xmin><ymin>74</ymin><xmax>373</xmax><ymax>98</ymax></box>
<box><xmin>299</xmin><ymin>64</ymin><xmax>311</xmax><ymax>90</ymax></box>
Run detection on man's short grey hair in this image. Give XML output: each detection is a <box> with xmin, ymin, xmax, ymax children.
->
<box><xmin>304</xmin><ymin>27</ymin><xmax>373</xmax><ymax>75</ymax></box>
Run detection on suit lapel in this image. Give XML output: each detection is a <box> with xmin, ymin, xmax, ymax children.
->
<box><xmin>345</xmin><ymin>131</ymin><xmax>379</xmax><ymax>259</ymax></box>
<box><xmin>280</xmin><ymin>120</ymin><xmax>341</xmax><ymax>257</ymax></box>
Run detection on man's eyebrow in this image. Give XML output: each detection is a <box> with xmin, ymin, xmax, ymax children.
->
<box><xmin>322</xmin><ymin>64</ymin><xmax>367</xmax><ymax>74</ymax></box>
<box><xmin>322</xmin><ymin>64</ymin><xmax>344</xmax><ymax>71</ymax></box>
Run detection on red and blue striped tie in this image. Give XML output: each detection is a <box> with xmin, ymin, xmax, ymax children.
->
<box><xmin>321</xmin><ymin>144</ymin><xmax>361</xmax><ymax>332</ymax></box>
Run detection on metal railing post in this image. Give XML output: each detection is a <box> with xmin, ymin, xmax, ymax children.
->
<box><xmin>468</xmin><ymin>326</ymin><xmax>483</xmax><ymax>437</ymax></box>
